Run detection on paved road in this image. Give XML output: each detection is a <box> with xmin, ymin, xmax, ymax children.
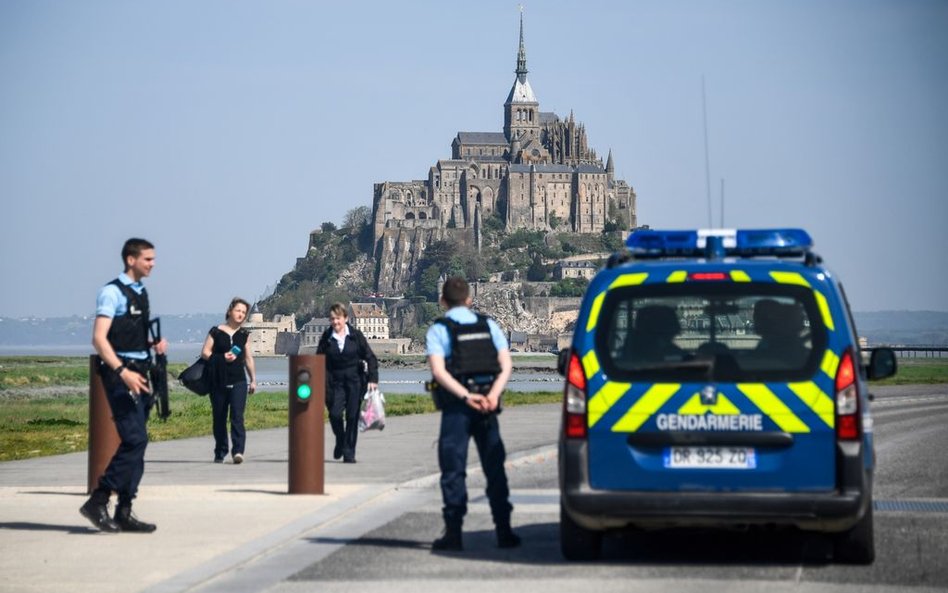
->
<box><xmin>2</xmin><ymin>386</ymin><xmax>947</xmax><ymax>593</ymax></box>
<box><xmin>0</xmin><ymin>401</ymin><xmax>560</xmax><ymax>593</ymax></box>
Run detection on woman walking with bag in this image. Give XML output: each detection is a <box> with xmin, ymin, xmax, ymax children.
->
<box><xmin>316</xmin><ymin>303</ymin><xmax>378</xmax><ymax>463</ymax></box>
<box><xmin>202</xmin><ymin>297</ymin><xmax>256</xmax><ymax>464</ymax></box>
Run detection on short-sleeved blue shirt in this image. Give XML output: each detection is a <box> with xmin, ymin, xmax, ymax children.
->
<box><xmin>96</xmin><ymin>272</ymin><xmax>149</xmax><ymax>359</ymax></box>
<box><xmin>426</xmin><ymin>306</ymin><xmax>509</xmax><ymax>358</ymax></box>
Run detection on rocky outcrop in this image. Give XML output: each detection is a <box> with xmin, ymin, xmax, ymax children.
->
<box><xmin>470</xmin><ymin>281</ymin><xmax>580</xmax><ymax>334</ymax></box>
<box><xmin>375</xmin><ymin>227</ymin><xmax>475</xmax><ymax>295</ymax></box>
<box><xmin>334</xmin><ymin>253</ymin><xmax>372</xmax><ymax>291</ymax></box>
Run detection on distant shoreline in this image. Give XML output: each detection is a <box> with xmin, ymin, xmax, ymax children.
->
<box><xmin>0</xmin><ymin>348</ymin><xmax>559</xmax><ymax>371</ymax></box>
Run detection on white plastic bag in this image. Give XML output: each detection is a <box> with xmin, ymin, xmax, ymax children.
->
<box><xmin>358</xmin><ymin>388</ymin><xmax>386</xmax><ymax>432</ymax></box>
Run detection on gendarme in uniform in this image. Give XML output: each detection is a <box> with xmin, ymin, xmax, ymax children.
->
<box><xmin>88</xmin><ymin>273</ymin><xmax>153</xmax><ymax>527</ymax></box>
<box><xmin>81</xmin><ymin>239</ymin><xmax>162</xmax><ymax>534</ymax></box>
<box><xmin>426</xmin><ymin>303</ymin><xmax>519</xmax><ymax>550</ymax></box>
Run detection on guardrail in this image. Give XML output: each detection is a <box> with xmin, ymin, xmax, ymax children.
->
<box><xmin>866</xmin><ymin>347</ymin><xmax>948</xmax><ymax>359</ymax></box>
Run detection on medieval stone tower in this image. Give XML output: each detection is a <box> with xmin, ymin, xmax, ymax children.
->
<box><xmin>370</xmin><ymin>14</ymin><xmax>636</xmax><ymax>294</ymax></box>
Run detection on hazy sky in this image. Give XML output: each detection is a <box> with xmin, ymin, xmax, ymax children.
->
<box><xmin>2</xmin><ymin>0</ymin><xmax>946</xmax><ymax>318</ymax></box>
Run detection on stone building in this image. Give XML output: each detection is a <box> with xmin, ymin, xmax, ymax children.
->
<box><xmin>554</xmin><ymin>260</ymin><xmax>598</xmax><ymax>281</ymax></box>
<box><xmin>371</xmin><ymin>15</ymin><xmax>636</xmax><ymax>294</ymax></box>
<box><xmin>299</xmin><ymin>317</ymin><xmax>330</xmax><ymax>351</ymax></box>
<box><xmin>347</xmin><ymin>302</ymin><xmax>389</xmax><ymax>340</ymax></box>
<box><xmin>244</xmin><ymin>312</ymin><xmax>297</xmax><ymax>356</ymax></box>
<box><xmin>553</xmin><ymin>254</ymin><xmax>607</xmax><ymax>281</ymax></box>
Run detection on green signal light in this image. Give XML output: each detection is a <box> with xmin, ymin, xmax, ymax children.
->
<box><xmin>295</xmin><ymin>368</ymin><xmax>312</xmax><ymax>402</ymax></box>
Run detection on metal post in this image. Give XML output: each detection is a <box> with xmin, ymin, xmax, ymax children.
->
<box><xmin>288</xmin><ymin>354</ymin><xmax>325</xmax><ymax>494</ymax></box>
<box><xmin>88</xmin><ymin>355</ymin><xmax>120</xmax><ymax>493</ymax></box>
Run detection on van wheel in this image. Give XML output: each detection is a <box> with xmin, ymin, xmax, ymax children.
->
<box><xmin>833</xmin><ymin>500</ymin><xmax>875</xmax><ymax>564</ymax></box>
<box><xmin>560</xmin><ymin>504</ymin><xmax>603</xmax><ymax>561</ymax></box>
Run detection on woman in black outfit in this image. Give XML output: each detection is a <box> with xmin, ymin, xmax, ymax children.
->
<box><xmin>316</xmin><ymin>303</ymin><xmax>378</xmax><ymax>463</ymax></box>
<box><xmin>201</xmin><ymin>297</ymin><xmax>256</xmax><ymax>464</ymax></box>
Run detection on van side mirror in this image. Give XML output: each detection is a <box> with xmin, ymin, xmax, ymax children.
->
<box><xmin>556</xmin><ymin>348</ymin><xmax>570</xmax><ymax>376</ymax></box>
<box><xmin>867</xmin><ymin>348</ymin><xmax>897</xmax><ymax>380</ymax></box>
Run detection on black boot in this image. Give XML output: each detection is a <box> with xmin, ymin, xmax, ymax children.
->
<box><xmin>432</xmin><ymin>525</ymin><xmax>463</xmax><ymax>551</ymax></box>
<box><xmin>114</xmin><ymin>506</ymin><xmax>157</xmax><ymax>533</ymax></box>
<box><xmin>333</xmin><ymin>440</ymin><xmax>343</xmax><ymax>460</ymax></box>
<box><xmin>496</xmin><ymin>524</ymin><xmax>521</xmax><ymax>548</ymax></box>
<box><xmin>80</xmin><ymin>497</ymin><xmax>120</xmax><ymax>533</ymax></box>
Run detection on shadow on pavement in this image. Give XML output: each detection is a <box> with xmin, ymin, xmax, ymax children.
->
<box><xmin>300</xmin><ymin>518</ymin><xmax>834</xmax><ymax>568</ymax></box>
<box><xmin>306</xmin><ymin>535</ymin><xmax>430</xmax><ymax>550</ymax></box>
<box><xmin>0</xmin><ymin>521</ymin><xmax>95</xmax><ymax>535</ymax></box>
<box><xmin>216</xmin><ymin>488</ymin><xmax>288</xmax><ymax>496</ymax></box>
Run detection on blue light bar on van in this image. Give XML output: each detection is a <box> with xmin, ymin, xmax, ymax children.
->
<box><xmin>625</xmin><ymin>228</ymin><xmax>813</xmax><ymax>258</ymax></box>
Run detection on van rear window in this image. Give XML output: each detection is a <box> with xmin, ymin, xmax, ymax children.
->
<box><xmin>595</xmin><ymin>283</ymin><xmax>827</xmax><ymax>383</ymax></box>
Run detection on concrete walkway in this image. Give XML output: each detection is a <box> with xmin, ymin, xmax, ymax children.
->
<box><xmin>0</xmin><ymin>403</ymin><xmax>561</xmax><ymax>593</ymax></box>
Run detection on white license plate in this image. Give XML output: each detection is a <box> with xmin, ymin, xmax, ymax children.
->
<box><xmin>663</xmin><ymin>446</ymin><xmax>757</xmax><ymax>469</ymax></box>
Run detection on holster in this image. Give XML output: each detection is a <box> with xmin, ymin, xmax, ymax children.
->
<box><xmin>98</xmin><ymin>358</ymin><xmax>153</xmax><ymax>406</ymax></box>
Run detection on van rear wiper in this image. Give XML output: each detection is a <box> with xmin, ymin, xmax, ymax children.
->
<box><xmin>629</xmin><ymin>357</ymin><xmax>714</xmax><ymax>375</ymax></box>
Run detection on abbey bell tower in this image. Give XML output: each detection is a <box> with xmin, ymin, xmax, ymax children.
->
<box><xmin>503</xmin><ymin>13</ymin><xmax>539</xmax><ymax>144</ymax></box>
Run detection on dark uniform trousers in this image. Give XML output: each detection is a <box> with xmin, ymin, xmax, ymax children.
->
<box><xmin>97</xmin><ymin>364</ymin><xmax>151</xmax><ymax>507</ymax></box>
<box><xmin>438</xmin><ymin>396</ymin><xmax>513</xmax><ymax>529</ymax></box>
<box><xmin>327</xmin><ymin>367</ymin><xmax>362</xmax><ymax>458</ymax></box>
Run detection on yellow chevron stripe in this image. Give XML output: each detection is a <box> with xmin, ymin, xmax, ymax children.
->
<box><xmin>821</xmin><ymin>349</ymin><xmax>840</xmax><ymax>380</ymax></box>
<box><xmin>612</xmin><ymin>383</ymin><xmax>680</xmax><ymax>432</ymax></box>
<box><xmin>769</xmin><ymin>271</ymin><xmax>811</xmax><ymax>287</ymax></box>
<box><xmin>582</xmin><ymin>349</ymin><xmax>600</xmax><ymax>380</ymax></box>
<box><xmin>814</xmin><ymin>290</ymin><xmax>835</xmax><ymax>331</ymax></box>
<box><xmin>679</xmin><ymin>392</ymin><xmax>741</xmax><ymax>415</ymax></box>
<box><xmin>587</xmin><ymin>380</ymin><xmax>631</xmax><ymax>428</ymax></box>
<box><xmin>586</xmin><ymin>291</ymin><xmax>606</xmax><ymax>332</ymax></box>
<box><xmin>788</xmin><ymin>381</ymin><xmax>835</xmax><ymax>428</ymax></box>
<box><xmin>730</xmin><ymin>270</ymin><xmax>751</xmax><ymax>282</ymax></box>
<box><xmin>737</xmin><ymin>383</ymin><xmax>810</xmax><ymax>433</ymax></box>
<box><xmin>610</xmin><ymin>272</ymin><xmax>649</xmax><ymax>289</ymax></box>
<box><xmin>666</xmin><ymin>270</ymin><xmax>687</xmax><ymax>283</ymax></box>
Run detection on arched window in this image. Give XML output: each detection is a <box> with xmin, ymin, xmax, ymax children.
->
<box><xmin>405</xmin><ymin>212</ymin><xmax>416</xmax><ymax>220</ymax></box>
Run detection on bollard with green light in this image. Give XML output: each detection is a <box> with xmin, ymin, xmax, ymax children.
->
<box><xmin>288</xmin><ymin>355</ymin><xmax>324</xmax><ymax>494</ymax></box>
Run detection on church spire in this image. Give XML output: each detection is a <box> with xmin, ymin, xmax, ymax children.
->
<box><xmin>504</xmin><ymin>7</ymin><xmax>538</xmax><ymax>144</ymax></box>
<box><xmin>516</xmin><ymin>9</ymin><xmax>528</xmax><ymax>83</ymax></box>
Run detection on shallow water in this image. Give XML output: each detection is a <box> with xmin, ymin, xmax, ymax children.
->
<box><xmin>251</xmin><ymin>358</ymin><xmax>563</xmax><ymax>394</ymax></box>
<box><xmin>0</xmin><ymin>346</ymin><xmax>564</xmax><ymax>395</ymax></box>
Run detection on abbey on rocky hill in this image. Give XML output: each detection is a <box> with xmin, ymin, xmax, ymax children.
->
<box><xmin>369</xmin><ymin>14</ymin><xmax>637</xmax><ymax>295</ymax></box>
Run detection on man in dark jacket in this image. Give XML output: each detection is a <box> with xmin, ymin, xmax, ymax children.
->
<box><xmin>316</xmin><ymin>303</ymin><xmax>379</xmax><ymax>463</ymax></box>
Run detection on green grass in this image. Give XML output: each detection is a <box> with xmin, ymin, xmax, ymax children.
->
<box><xmin>0</xmin><ymin>356</ymin><xmax>94</xmax><ymax>389</ymax></box>
<box><xmin>2</xmin><ymin>354</ymin><xmax>945</xmax><ymax>462</ymax></box>
<box><xmin>872</xmin><ymin>358</ymin><xmax>948</xmax><ymax>385</ymax></box>
<box><xmin>0</xmin><ymin>357</ymin><xmax>561</xmax><ymax>462</ymax></box>
<box><xmin>0</xmin><ymin>382</ymin><xmax>562</xmax><ymax>461</ymax></box>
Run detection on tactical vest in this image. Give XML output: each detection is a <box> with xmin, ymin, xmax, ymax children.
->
<box><xmin>105</xmin><ymin>279</ymin><xmax>150</xmax><ymax>352</ymax></box>
<box><xmin>437</xmin><ymin>314</ymin><xmax>501</xmax><ymax>383</ymax></box>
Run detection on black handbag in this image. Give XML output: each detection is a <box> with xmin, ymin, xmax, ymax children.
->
<box><xmin>178</xmin><ymin>358</ymin><xmax>210</xmax><ymax>395</ymax></box>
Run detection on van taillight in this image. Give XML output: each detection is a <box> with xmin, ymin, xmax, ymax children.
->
<box><xmin>564</xmin><ymin>352</ymin><xmax>587</xmax><ymax>439</ymax></box>
<box><xmin>835</xmin><ymin>350</ymin><xmax>860</xmax><ymax>441</ymax></box>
